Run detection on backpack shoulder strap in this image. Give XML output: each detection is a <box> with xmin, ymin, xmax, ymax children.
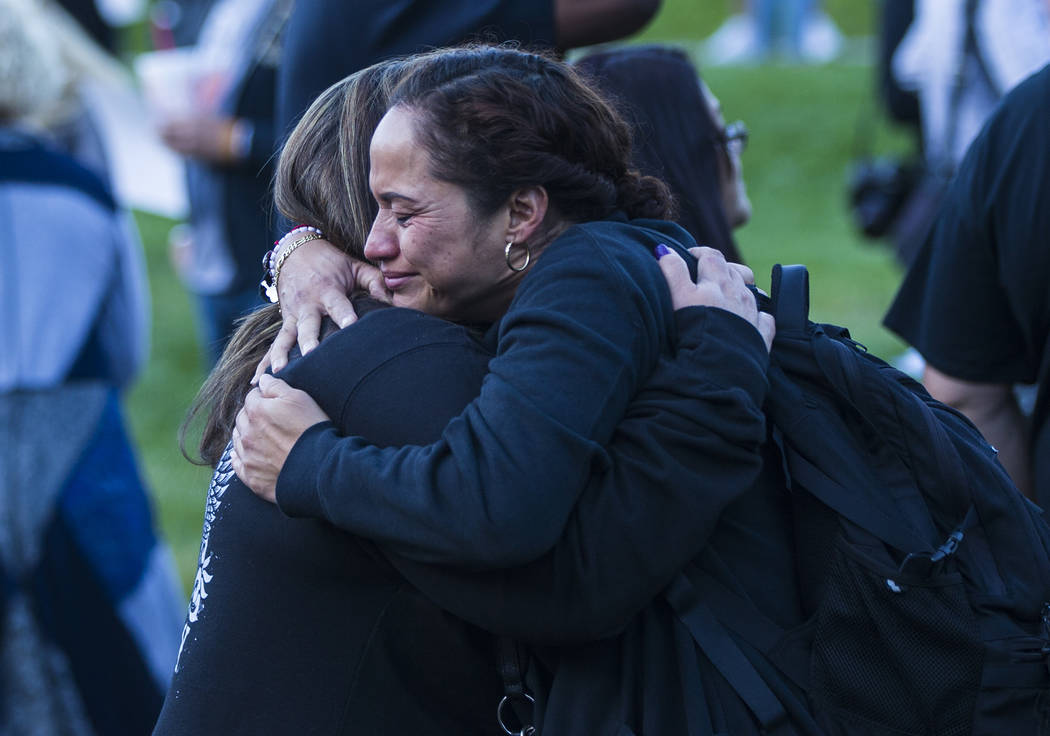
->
<box><xmin>666</xmin><ymin>573</ymin><xmax>795</xmax><ymax>736</ymax></box>
<box><xmin>769</xmin><ymin>264</ymin><xmax>809</xmax><ymax>333</ymax></box>
<box><xmin>765</xmin><ymin>264</ymin><xmax>935</xmax><ymax>553</ymax></box>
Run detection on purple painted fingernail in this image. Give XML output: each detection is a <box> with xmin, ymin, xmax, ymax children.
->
<box><xmin>654</xmin><ymin>244</ymin><xmax>671</xmax><ymax>259</ymax></box>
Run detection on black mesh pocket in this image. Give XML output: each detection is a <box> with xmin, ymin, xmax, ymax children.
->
<box><xmin>810</xmin><ymin>538</ymin><xmax>983</xmax><ymax>736</ymax></box>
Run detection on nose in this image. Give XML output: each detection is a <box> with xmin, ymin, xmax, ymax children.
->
<box><xmin>363</xmin><ymin>212</ymin><xmax>398</xmax><ymax>262</ymax></box>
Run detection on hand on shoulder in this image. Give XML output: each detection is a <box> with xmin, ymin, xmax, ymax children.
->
<box><xmin>657</xmin><ymin>245</ymin><xmax>775</xmax><ymax>352</ymax></box>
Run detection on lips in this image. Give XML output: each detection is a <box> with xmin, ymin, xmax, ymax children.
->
<box><xmin>381</xmin><ymin>270</ymin><xmax>417</xmax><ymax>291</ymax></box>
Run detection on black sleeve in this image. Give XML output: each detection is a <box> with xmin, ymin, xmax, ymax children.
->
<box><xmin>275</xmin><ymin>225</ymin><xmax>679</xmax><ymax>568</ymax></box>
<box><xmin>275</xmin><ymin>0</ymin><xmax>556</xmax><ymax>138</ymax></box>
<box><xmin>274</xmin><ymin>0</ymin><xmax>352</xmax><ymax>138</ymax></box>
<box><xmin>380</xmin><ymin>306</ymin><xmax>771</xmax><ymax>642</ymax></box>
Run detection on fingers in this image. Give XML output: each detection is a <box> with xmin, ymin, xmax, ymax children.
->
<box><xmin>659</xmin><ymin>244</ymin><xmax>760</xmax><ymax>325</ymax></box>
<box><xmin>229</xmin><ymin>445</ymin><xmax>244</xmax><ymax>481</ymax></box>
<box><xmin>730</xmin><ymin>263</ymin><xmax>754</xmax><ymax>285</ymax></box>
<box><xmin>663</xmin><ymin>244</ymin><xmax>774</xmax><ymax>353</ymax></box>
<box><xmin>231</xmin><ymin>389</ymin><xmax>265</xmax><ymax>490</ymax></box>
<box><xmin>251</xmin><ymin>351</ymin><xmax>273</xmax><ymax>385</ymax></box>
<box><xmin>690</xmin><ymin>247</ymin><xmax>745</xmax><ymax>287</ymax></box>
<box><xmin>354</xmin><ymin>263</ymin><xmax>393</xmax><ymax>312</ymax></box>
<box><xmin>267</xmin><ymin>317</ymin><xmax>299</xmax><ymax>374</ymax></box>
<box><xmin>296</xmin><ymin>310</ymin><xmax>322</xmax><ymax>356</ymax></box>
<box><xmin>230</xmin><ymin>405</ymin><xmax>249</xmax><ymax>479</ymax></box>
<box><xmin>366</xmin><ymin>274</ymin><xmax>392</xmax><ymax>304</ymax></box>
<box><xmin>321</xmin><ymin>291</ymin><xmax>359</xmax><ymax>329</ymax></box>
<box><xmin>685</xmin><ymin>246</ymin><xmax>753</xmax><ymax>284</ymax></box>
<box><xmin>656</xmin><ymin>246</ymin><xmax>696</xmax><ymax>311</ymax></box>
<box><xmin>757</xmin><ymin>312</ymin><xmax>776</xmax><ymax>353</ymax></box>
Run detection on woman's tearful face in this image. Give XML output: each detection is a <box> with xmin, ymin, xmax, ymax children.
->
<box><xmin>363</xmin><ymin>105</ymin><xmax>518</xmax><ymax>322</ymax></box>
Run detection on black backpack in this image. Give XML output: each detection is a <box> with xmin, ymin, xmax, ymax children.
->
<box><xmin>669</xmin><ymin>264</ymin><xmax>1050</xmax><ymax>735</ymax></box>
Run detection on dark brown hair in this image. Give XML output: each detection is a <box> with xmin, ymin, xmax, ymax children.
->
<box><xmin>574</xmin><ymin>46</ymin><xmax>742</xmax><ymax>263</ymax></box>
<box><xmin>389</xmin><ymin>45</ymin><xmax>673</xmax><ymax>228</ymax></box>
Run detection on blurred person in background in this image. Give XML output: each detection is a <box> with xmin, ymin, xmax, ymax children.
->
<box><xmin>54</xmin><ymin>0</ymin><xmax>147</xmax><ymax>52</ymax></box>
<box><xmin>5</xmin><ymin>0</ymin><xmax>134</xmax><ymax>188</ymax></box>
<box><xmin>0</xmin><ymin>0</ymin><xmax>184</xmax><ymax>732</ymax></box>
<box><xmin>156</xmin><ymin>0</ymin><xmax>294</xmax><ymax>365</ymax></box>
<box><xmin>703</xmin><ymin>0</ymin><xmax>842</xmax><ymax>64</ymax></box>
<box><xmin>753</xmin><ymin>0</ymin><xmax>816</xmax><ymax>59</ymax></box>
<box><xmin>893</xmin><ymin>0</ymin><xmax>1050</xmax><ymax>172</ymax></box>
<box><xmin>275</xmin><ymin>0</ymin><xmax>664</xmax><ymax>141</ymax></box>
<box><xmin>884</xmin><ymin>63</ymin><xmax>1050</xmax><ymax>506</ymax></box>
<box><xmin>886</xmin><ymin>0</ymin><xmax>1050</xmax><ymax>265</ymax></box>
<box><xmin>877</xmin><ymin>0</ymin><xmax>921</xmax><ymax>138</ymax></box>
<box><xmin>148</xmin><ymin>0</ymin><xmax>215</xmax><ymax>49</ymax></box>
<box><xmin>56</xmin><ymin>0</ymin><xmax>119</xmax><ymax>50</ymax></box>
<box><xmin>575</xmin><ymin>45</ymin><xmax>750</xmax><ymax>264</ymax></box>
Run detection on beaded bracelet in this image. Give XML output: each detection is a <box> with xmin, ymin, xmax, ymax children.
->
<box><xmin>260</xmin><ymin>225</ymin><xmax>324</xmax><ymax>303</ymax></box>
<box><xmin>275</xmin><ymin>231</ymin><xmax>323</xmax><ymax>284</ymax></box>
<box><xmin>265</xmin><ymin>225</ymin><xmax>323</xmax><ymax>275</ymax></box>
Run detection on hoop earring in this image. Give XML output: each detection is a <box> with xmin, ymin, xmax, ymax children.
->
<box><xmin>505</xmin><ymin>240</ymin><xmax>531</xmax><ymax>272</ymax></box>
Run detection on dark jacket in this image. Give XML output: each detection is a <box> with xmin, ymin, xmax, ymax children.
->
<box><xmin>278</xmin><ymin>218</ymin><xmax>795</xmax><ymax>733</ymax></box>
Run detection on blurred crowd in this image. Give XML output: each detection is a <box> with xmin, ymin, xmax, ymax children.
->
<box><xmin>1</xmin><ymin>0</ymin><xmax>1049</xmax><ymax>733</ymax></box>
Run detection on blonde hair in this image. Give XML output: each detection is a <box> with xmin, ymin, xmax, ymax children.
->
<box><xmin>0</xmin><ymin>0</ymin><xmax>128</xmax><ymax>129</ymax></box>
<box><xmin>0</xmin><ymin>0</ymin><xmax>69</xmax><ymax>125</ymax></box>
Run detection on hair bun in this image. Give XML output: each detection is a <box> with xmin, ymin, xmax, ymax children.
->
<box><xmin>616</xmin><ymin>171</ymin><xmax>673</xmax><ymax>221</ymax></box>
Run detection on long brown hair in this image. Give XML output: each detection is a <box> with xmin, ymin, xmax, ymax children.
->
<box><xmin>180</xmin><ymin>59</ymin><xmax>410</xmax><ymax>465</ymax></box>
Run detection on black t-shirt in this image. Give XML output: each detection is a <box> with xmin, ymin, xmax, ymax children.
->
<box><xmin>884</xmin><ymin>63</ymin><xmax>1050</xmax><ymax>506</ymax></box>
<box><xmin>153</xmin><ymin>307</ymin><xmax>502</xmax><ymax>735</ymax></box>
<box><xmin>276</xmin><ymin>0</ymin><xmax>556</xmax><ymax>137</ymax></box>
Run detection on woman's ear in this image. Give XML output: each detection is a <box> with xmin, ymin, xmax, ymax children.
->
<box><xmin>505</xmin><ymin>185</ymin><xmax>550</xmax><ymax>244</ymax></box>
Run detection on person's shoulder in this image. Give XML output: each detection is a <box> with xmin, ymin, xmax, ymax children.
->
<box><xmin>970</xmin><ymin>64</ymin><xmax>1050</xmax><ymax>167</ymax></box>
<box><xmin>533</xmin><ymin>217</ymin><xmax>693</xmax><ymax>291</ymax></box>
<box><xmin>281</xmin><ymin>306</ymin><xmax>494</xmax><ymax>441</ymax></box>
<box><xmin>1002</xmin><ymin>63</ymin><xmax>1050</xmax><ymax>119</ymax></box>
<box><xmin>546</xmin><ymin>217</ymin><xmax>692</xmax><ymax>263</ymax></box>
<box><xmin>507</xmin><ymin>217</ymin><xmax>687</xmax><ymax>330</ymax></box>
<box><xmin>294</xmin><ymin>307</ymin><xmax>485</xmax><ymax>376</ymax></box>
<box><xmin>947</xmin><ymin>64</ymin><xmax>1050</xmax><ymax>234</ymax></box>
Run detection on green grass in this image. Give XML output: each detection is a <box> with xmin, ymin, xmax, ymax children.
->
<box><xmin>129</xmin><ymin>0</ymin><xmax>911</xmax><ymax>592</ymax></box>
<box><xmin>126</xmin><ymin>212</ymin><xmax>211</xmax><ymax>587</ymax></box>
<box><xmin>639</xmin><ymin>0</ymin><xmax>877</xmax><ymax>43</ymax></box>
<box><xmin>706</xmin><ymin>63</ymin><xmax>911</xmax><ymax>355</ymax></box>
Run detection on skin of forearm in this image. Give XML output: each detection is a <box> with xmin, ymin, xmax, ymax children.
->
<box><xmin>923</xmin><ymin>367</ymin><xmax>1034</xmax><ymax>499</ymax></box>
<box><xmin>962</xmin><ymin>395</ymin><xmax>1033</xmax><ymax>500</ymax></box>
